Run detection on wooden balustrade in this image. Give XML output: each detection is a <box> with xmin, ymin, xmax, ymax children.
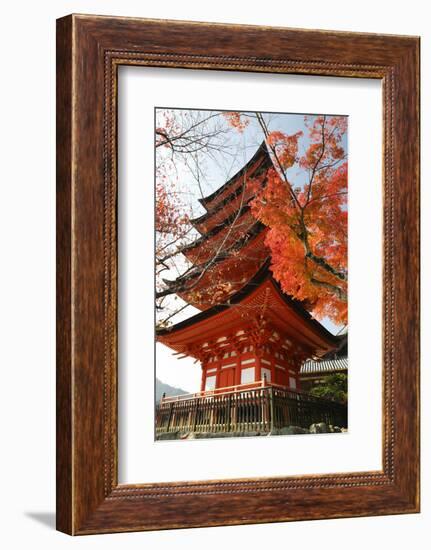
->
<box><xmin>155</xmin><ymin>384</ymin><xmax>347</xmax><ymax>437</ymax></box>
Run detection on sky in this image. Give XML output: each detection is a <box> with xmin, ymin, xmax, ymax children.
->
<box><xmin>155</xmin><ymin>109</ymin><xmax>347</xmax><ymax>392</ymax></box>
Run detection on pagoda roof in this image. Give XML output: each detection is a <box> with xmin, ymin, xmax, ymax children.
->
<box><xmin>193</xmin><ymin>141</ymin><xmax>271</xmax><ymax>218</ymax></box>
<box><xmin>191</xmin><ymin>177</ymin><xmax>265</xmax><ymax>230</ymax></box>
<box><xmin>190</xmin><ymin>187</ymin><xmax>258</xmax><ymax>234</ymax></box>
<box><xmin>178</xmin><ymin>209</ymin><xmax>265</xmax><ymax>258</ymax></box>
<box><xmin>163</xmin><ymin>223</ymin><xmax>267</xmax><ymax>290</ymax></box>
<box><xmin>157</xmin><ymin>261</ymin><xmax>339</xmax><ymax>359</ymax></box>
<box><xmin>167</xmin><ymin>142</ymin><xmax>276</xmax><ymax>301</ymax></box>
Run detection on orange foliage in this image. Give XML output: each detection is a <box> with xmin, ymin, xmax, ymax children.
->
<box><xmin>222</xmin><ymin>111</ymin><xmax>250</xmax><ymax>133</ymax></box>
<box><xmin>267</xmin><ymin>130</ymin><xmax>303</xmax><ymax>169</ymax></box>
<box><xmin>246</xmin><ymin>116</ymin><xmax>348</xmax><ymax>324</ymax></box>
<box><xmin>155</xmin><ymin>179</ymin><xmax>189</xmax><ymax>236</ymax></box>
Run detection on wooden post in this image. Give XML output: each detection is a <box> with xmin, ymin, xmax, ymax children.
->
<box><xmin>255</xmin><ymin>353</ymin><xmax>262</xmax><ymax>382</ymax></box>
<box><xmin>215</xmin><ymin>363</ymin><xmax>221</xmax><ymax>389</ymax></box>
<box><xmin>294</xmin><ymin>359</ymin><xmax>301</xmax><ymax>390</ymax></box>
<box><xmin>269</xmin><ymin>387</ymin><xmax>275</xmax><ymax>432</ymax></box>
<box><xmin>270</xmin><ymin>354</ymin><xmax>276</xmax><ymax>385</ymax></box>
<box><xmin>200</xmin><ymin>365</ymin><xmax>206</xmax><ymax>392</ymax></box>
<box><xmin>234</xmin><ymin>354</ymin><xmax>241</xmax><ymax>387</ymax></box>
<box><xmin>166</xmin><ymin>402</ymin><xmax>174</xmax><ymax>433</ymax></box>
<box><xmin>226</xmin><ymin>394</ymin><xmax>231</xmax><ymax>432</ymax></box>
<box><xmin>261</xmin><ymin>374</ymin><xmax>267</xmax><ymax>430</ymax></box>
<box><xmin>231</xmin><ymin>392</ymin><xmax>237</xmax><ymax>431</ymax></box>
<box><xmin>263</xmin><ymin>387</ymin><xmax>269</xmax><ymax>431</ymax></box>
<box><xmin>192</xmin><ymin>399</ymin><xmax>198</xmax><ymax>432</ymax></box>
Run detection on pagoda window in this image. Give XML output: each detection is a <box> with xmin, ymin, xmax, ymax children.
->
<box><xmin>240</xmin><ymin>367</ymin><xmax>255</xmax><ymax>384</ymax></box>
<box><xmin>205</xmin><ymin>375</ymin><xmax>216</xmax><ymax>391</ymax></box>
<box><xmin>289</xmin><ymin>376</ymin><xmax>297</xmax><ymax>389</ymax></box>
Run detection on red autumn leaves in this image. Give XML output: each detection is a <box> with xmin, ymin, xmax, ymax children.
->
<box><xmin>233</xmin><ymin>115</ymin><xmax>348</xmax><ymax>324</ymax></box>
<box><xmin>156</xmin><ymin>109</ymin><xmax>348</xmax><ymax>326</ymax></box>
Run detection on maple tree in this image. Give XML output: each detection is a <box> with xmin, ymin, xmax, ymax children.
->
<box><xmin>155</xmin><ymin>109</ymin><xmax>235</xmax><ymax>326</ymax></box>
<box><xmin>155</xmin><ymin>108</ymin><xmax>348</xmax><ymax>328</ymax></box>
<box><xmin>227</xmin><ymin>113</ymin><xmax>348</xmax><ymax>324</ymax></box>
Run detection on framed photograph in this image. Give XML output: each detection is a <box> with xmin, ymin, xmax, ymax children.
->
<box><xmin>56</xmin><ymin>14</ymin><xmax>420</xmax><ymax>534</ymax></box>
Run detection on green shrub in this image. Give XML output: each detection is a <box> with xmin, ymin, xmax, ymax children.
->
<box><xmin>309</xmin><ymin>373</ymin><xmax>347</xmax><ymax>404</ymax></box>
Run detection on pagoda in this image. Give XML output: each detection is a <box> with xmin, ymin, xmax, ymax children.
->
<box><xmin>157</xmin><ymin>143</ymin><xmax>339</xmax><ymax>395</ymax></box>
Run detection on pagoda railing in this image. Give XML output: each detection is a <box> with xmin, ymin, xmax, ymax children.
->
<box><xmin>155</xmin><ymin>383</ymin><xmax>347</xmax><ymax>437</ymax></box>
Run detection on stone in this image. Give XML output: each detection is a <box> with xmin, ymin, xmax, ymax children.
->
<box><xmin>156</xmin><ymin>431</ymin><xmax>181</xmax><ymax>441</ymax></box>
<box><xmin>271</xmin><ymin>426</ymin><xmax>309</xmax><ymax>435</ymax></box>
<box><xmin>309</xmin><ymin>422</ymin><xmax>329</xmax><ymax>434</ymax></box>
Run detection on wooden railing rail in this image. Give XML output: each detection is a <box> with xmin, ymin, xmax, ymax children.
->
<box><xmin>159</xmin><ymin>380</ymin><xmax>267</xmax><ymax>403</ymax></box>
<box><xmin>155</xmin><ymin>384</ymin><xmax>347</xmax><ymax>436</ymax></box>
<box><xmin>160</xmin><ymin>380</ymin><xmax>341</xmax><ymax>404</ymax></box>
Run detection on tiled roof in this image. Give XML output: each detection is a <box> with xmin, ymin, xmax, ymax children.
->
<box><xmin>300</xmin><ymin>357</ymin><xmax>348</xmax><ymax>375</ymax></box>
<box><xmin>157</xmin><ymin>260</ymin><xmax>340</xmax><ymax>348</ymax></box>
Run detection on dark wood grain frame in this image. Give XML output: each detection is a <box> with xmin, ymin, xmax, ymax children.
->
<box><xmin>56</xmin><ymin>14</ymin><xmax>420</xmax><ymax>535</ymax></box>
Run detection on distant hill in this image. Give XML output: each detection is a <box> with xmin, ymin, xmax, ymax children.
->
<box><xmin>155</xmin><ymin>378</ymin><xmax>188</xmax><ymax>402</ymax></box>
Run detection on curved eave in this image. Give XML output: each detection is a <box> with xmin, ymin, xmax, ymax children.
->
<box><xmin>157</xmin><ymin>261</ymin><xmax>339</xmax><ymax>349</ymax></box>
<box><xmin>194</xmin><ymin>141</ymin><xmax>271</xmax><ymax>215</ymax></box>
<box><xmin>180</xmin><ymin>217</ymin><xmax>265</xmax><ymax>261</ymax></box>
<box><xmin>164</xmin><ymin>225</ymin><xmax>267</xmax><ymax>289</ymax></box>
<box><xmin>190</xmin><ymin>202</ymin><xmax>251</xmax><ymax>240</ymax></box>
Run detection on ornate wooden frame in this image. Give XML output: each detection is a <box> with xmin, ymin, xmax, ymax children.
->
<box><xmin>56</xmin><ymin>14</ymin><xmax>420</xmax><ymax>535</ymax></box>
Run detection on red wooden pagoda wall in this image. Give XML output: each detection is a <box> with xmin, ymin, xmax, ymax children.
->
<box><xmin>200</xmin><ymin>344</ymin><xmax>301</xmax><ymax>392</ymax></box>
